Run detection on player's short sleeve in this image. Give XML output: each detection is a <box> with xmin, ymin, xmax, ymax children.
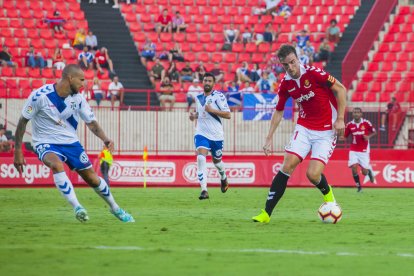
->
<box><xmin>21</xmin><ymin>92</ymin><xmax>41</xmax><ymax>120</ymax></box>
<box><xmin>216</xmin><ymin>92</ymin><xmax>230</xmax><ymax>112</ymax></box>
<box><xmin>366</xmin><ymin>120</ymin><xmax>375</xmax><ymax>133</ymax></box>
<box><xmin>79</xmin><ymin>96</ymin><xmax>96</xmax><ymax>123</ymax></box>
<box><xmin>310</xmin><ymin>67</ymin><xmax>336</xmax><ymax>88</ymax></box>
<box><xmin>275</xmin><ymin>80</ymin><xmax>289</xmax><ymax>111</ymax></box>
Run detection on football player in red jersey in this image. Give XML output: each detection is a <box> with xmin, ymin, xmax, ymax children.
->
<box><xmin>343</xmin><ymin>107</ymin><xmax>376</xmax><ymax>192</ymax></box>
<box><xmin>253</xmin><ymin>44</ymin><xmax>347</xmax><ymax>223</ymax></box>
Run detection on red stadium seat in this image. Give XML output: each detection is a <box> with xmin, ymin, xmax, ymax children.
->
<box><xmin>245</xmin><ymin>43</ymin><xmax>257</xmax><ymax>53</ymax></box>
<box><xmin>28</xmin><ymin>68</ymin><xmax>41</xmax><ymax>78</ymax></box>
<box><xmin>251</xmin><ymin>53</ymin><xmax>264</xmax><ymax>63</ymax></box>
<box><xmin>191</xmin><ymin>43</ymin><xmax>204</xmax><ymax>52</ymax></box>
<box><xmin>160</xmin><ymin>33</ymin><xmax>173</xmax><ymax>42</ymax></box>
<box><xmin>211</xmin><ymin>53</ymin><xmax>223</xmax><ymax>63</ymax></box>
<box><xmin>42</xmin><ymin>68</ymin><xmax>54</xmax><ymax>79</ymax></box>
<box><xmin>173</xmin><ymin>33</ymin><xmax>186</xmax><ymax>42</ymax></box>
<box><xmin>199</xmin><ymin>34</ymin><xmax>211</xmax><ymax>43</ymax></box>
<box><xmin>212</xmin><ymin>24</ymin><xmax>224</xmax><ymax>33</ymax></box>
<box><xmin>197</xmin><ymin>53</ymin><xmax>210</xmax><ymax>63</ymax></box>
<box><xmin>232</xmin><ymin>43</ymin><xmax>244</xmax><ymax>53</ymax></box>
<box><xmin>84</xmin><ymin>69</ymin><xmax>95</xmax><ymax>80</ymax></box>
<box><xmin>133</xmin><ymin>33</ymin><xmax>146</xmax><ymax>42</ymax></box>
<box><xmin>379</xmin><ymin>92</ymin><xmax>391</xmax><ymax>102</ymax></box>
<box><xmin>1</xmin><ymin>67</ymin><xmax>14</xmax><ymax>77</ymax></box>
<box><xmin>361</xmin><ymin>72</ymin><xmax>373</xmax><ymax>82</ymax></box>
<box><xmin>205</xmin><ymin>43</ymin><xmax>217</xmax><ymax>52</ymax></box>
<box><xmin>370</xmin><ymin>82</ymin><xmax>381</xmax><ymax>93</ymax></box>
<box><xmin>15</xmin><ymin>68</ymin><xmax>28</xmax><ymax>78</ymax></box>
<box><xmin>224</xmin><ymin>53</ymin><xmax>237</xmax><ymax>63</ymax></box>
<box><xmin>364</xmin><ymin>92</ymin><xmax>377</xmax><ymax>102</ymax></box>
<box><xmin>238</xmin><ymin>53</ymin><xmax>250</xmax><ymax>63</ymax></box>
<box><xmin>351</xmin><ymin>92</ymin><xmax>364</xmax><ymax>102</ymax></box>
<box><xmin>6</xmin><ymin>79</ymin><xmax>18</xmax><ymax>89</ymax></box>
<box><xmin>212</xmin><ymin>34</ymin><xmax>224</xmax><ymax>43</ymax></box>
<box><xmin>31</xmin><ymin>79</ymin><xmax>45</xmax><ymax>88</ymax></box>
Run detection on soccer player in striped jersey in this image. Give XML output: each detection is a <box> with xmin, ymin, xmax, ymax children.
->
<box><xmin>13</xmin><ymin>64</ymin><xmax>134</xmax><ymax>223</ymax></box>
<box><xmin>189</xmin><ymin>73</ymin><xmax>231</xmax><ymax>200</ymax></box>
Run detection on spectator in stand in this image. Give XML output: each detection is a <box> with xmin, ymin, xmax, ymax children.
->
<box><xmin>0</xmin><ymin>45</ymin><xmax>17</xmax><ymax>68</ymax></box>
<box><xmin>86</xmin><ymin>30</ymin><xmax>98</xmax><ymax>51</ymax></box>
<box><xmin>255</xmin><ymin>72</ymin><xmax>273</xmax><ymax>93</ymax></box>
<box><xmin>108</xmin><ymin>76</ymin><xmax>124</xmax><ymax>110</ymax></box>
<box><xmin>0</xmin><ymin>126</ymin><xmax>11</xmax><ymax>153</ymax></box>
<box><xmin>156</xmin><ymin>9</ymin><xmax>172</xmax><ymax>34</ymax></box>
<box><xmin>249</xmin><ymin>63</ymin><xmax>262</xmax><ymax>82</ymax></box>
<box><xmin>225</xmin><ymin>81</ymin><xmax>241</xmax><ymax>110</ymax></box>
<box><xmin>186</xmin><ymin>79</ymin><xmax>203</xmax><ymax>111</ymax></box>
<box><xmin>140</xmin><ymin>38</ymin><xmax>156</xmax><ymax>67</ymax></box>
<box><xmin>168</xmin><ymin>43</ymin><xmax>184</xmax><ymax>62</ymax></box>
<box><xmin>45</xmin><ymin>10</ymin><xmax>65</xmax><ymax>33</ymax></box>
<box><xmin>180</xmin><ymin>62</ymin><xmax>194</xmax><ymax>82</ymax></box>
<box><xmin>268</xmin><ymin>54</ymin><xmax>284</xmax><ymax>75</ymax></box>
<box><xmin>53</xmin><ymin>48</ymin><xmax>66</xmax><ymax>70</ymax></box>
<box><xmin>149</xmin><ymin>58</ymin><xmax>166</xmax><ymax>87</ymax></box>
<box><xmin>95</xmin><ymin>47</ymin><xmax>115</xmax><ymax>76</ymax></box>
<box><xmin>263</xmin><ymin>23</ymin><xmax>277</xmax><ymax>43</ymax></box>
<box><xmin>73</xmin><ymin>28</ymin><xmax>87</xmax><ymax>50</ymax></box>
<box><xmin>223</xmin><ymin>23</ymin><xmax>240</xmax><ymax>44</ymax></box>
<box><xmin>291</xmin><ymin>41</ymin><xmax>301</xmax><ymax>56</ymax></box>
<box><xmin>92</xmin><ymin>77</ymin><xmax>104</xmax><ymax>107</ymax></box>
<box><xmin>298</xmin><ymin>48</ymin><xmax>310</xmax><ymax>65</ymax></box>
<box><xmin>303</xmin><ymin>40</ymin><xmax>315</xmax><ymax>64</ymax></box>
<box><xmin>296</xmin><ymin>29</ymin><xmax>310</xmax><ymax>48</ymax></box>
<box><xmin>195</xmin><ymin>61</ymin><xmax>207</xmax><ymax>82</ymax></box>
<box><xmin>172</xmin><ymin>11</ymin><xmax>187</xmax><ymax>33</ymax></box>
<box><xmin>278</xmin><ymin>0</ymin><xmax>292</xmax><ymax>19</ymax></box>
<box><xmin>209</xmin><ymin>63</ymin><xmax>224</xmax><ymax>83</ymax></box>
<box><xmin>326</xmin><ymin>19</ymin><xmax>341</xmax><ymax>43</ymax></box>
<box><xmin>78</xmin><ymin>46</ymin><xmax>94</xmax><ymax>70</ymax></box>
<box><xmin>240</xmin><ymin>81</ymin><xmax>255</xmax><ymax>93</ymax></box>
<box><xmin>26</xmin><ymin>45</ymin><xmax>46</xmax><ymax>68</ymax></box>
<box><xmin>111</xmin><ymin>0</ymin><xmax>131</xmax><ymax>9</ymax></box>
<box><xmin>236</xmin><ymin>62</ymin><xmax>252</xmax><ymax>84</ymax></box>
<box><xmin>167</xmin><ymin>61</ymin><xmax>180</xmax><ymax>83</ymax></box>
<box><xmin>380</xmin><ymin>97</ymin><xmax>401</xmax><ymax>131</ymax></box>
<box><xmin>159</xmin><ymin>77</ymin><xmax>175</xmax><ymax>111</ymax></box>
<box><xmin>242</xmin><ymin>26</ymin><xmax>253</xmax><ymax>44</ymax></box>
<box><xmin>265</xmin><ymin>0</ymin><xmax>281</xmax><ymax>15</ymax></box>
<box><xmin>315</xmin><ymin>38</ymin><xmax>331</xmax><ymax>62</ymax></box>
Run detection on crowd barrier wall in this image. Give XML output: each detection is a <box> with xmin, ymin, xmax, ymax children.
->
<box><xmin>2</xmin><ymin>149</ymin><xmax>414</xmax><ymax>188</ymax></box>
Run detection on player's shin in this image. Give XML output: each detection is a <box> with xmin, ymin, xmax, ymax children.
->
<box><xmin>214</xmin><ymin>161</ymin><xmax>227</xmax><ymax>180</ymax></box>
<box><xmin>197</xmin><ymin>154</ymin><xmax>207</xmax><ymax>191</ymax></box>
<box><xmin>94</xmin><ymin>177</ymin><xmax>120</xmax><ymax>211</ymax></box>
<box><xmin>53</xmin><ymin>172</ymin><xmax>81</xmax><ymax>209</ymax></box>
<box><xmin>265</xmin><ymin>170</ymin><xmax>290</xmax><ymax>216</ymax></box>
<box><xmin>314</xmin><ymin>174</ymin><xmax>330</xmax><ymax>195</ymax></box>
<box><xmin>353</xmin><ymin>173</ymin><xmax>361</xmax><ymax>188</ymax></box>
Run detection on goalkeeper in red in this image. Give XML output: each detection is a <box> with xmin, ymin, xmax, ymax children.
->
<box><xmin>253</xmin><ymin>44</ymin><xmax>347</xmax><ymax>223</ymax></box>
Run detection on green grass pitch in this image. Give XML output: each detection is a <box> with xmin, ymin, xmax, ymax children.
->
<box><xmin>0</xmin><ymin>187</ymin><xmax>413</xmax><ymax>275</ymax></box>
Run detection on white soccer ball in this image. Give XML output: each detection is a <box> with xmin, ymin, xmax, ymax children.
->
<box><xmin>318</xmin><ymin>202</ymin><xmax>342</xmax><ymax>224</ymax></box>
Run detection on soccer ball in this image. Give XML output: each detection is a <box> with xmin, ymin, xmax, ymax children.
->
<box><xmin>318</xmin><ymin>202</ymin><xmax>342</xmax><ymax>224</ymax></box>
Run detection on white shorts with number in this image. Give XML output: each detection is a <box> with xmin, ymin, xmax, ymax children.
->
<box><xmin>285</xmin><ymin>124</ymin><xmax>336</xmax><ymax>165</ymax></box>
<box><xmin>348</xmin><ymin>150</ymin><xmax>370</xmax><ymax>169</ymax></box>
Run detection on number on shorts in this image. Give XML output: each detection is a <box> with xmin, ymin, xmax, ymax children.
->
<box><xmin>294</xmin><ymin>131</ymin><xmax>299</xmax><ymax>140</ymax></box>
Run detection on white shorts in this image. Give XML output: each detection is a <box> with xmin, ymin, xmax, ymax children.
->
<box><xmin>348</xmin><ymin>151</ymin><xmax>370</xmax><ymax>169</ymax></box>
<box><xmin>285</xmin><ymin>124</ymin><xmax>336</xmax><ymax>165</ymax></box>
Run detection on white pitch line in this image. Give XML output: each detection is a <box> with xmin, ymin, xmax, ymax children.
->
<box><xmin>1</xmin><ymin>245</ymin><xmax>414</xmax><ymax>258</ymax></box>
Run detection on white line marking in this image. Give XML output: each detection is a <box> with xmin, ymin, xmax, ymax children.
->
<box><xmin>1</xmin><ymin>245</ymin><xmax>414</xmax><ymax>258</ymax></box>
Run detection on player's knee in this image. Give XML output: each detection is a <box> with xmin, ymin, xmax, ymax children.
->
<box><xmin>306</xmin><ymin>170</ymin><xmax>320</xmax><ymax>183</ymax></box>
<box><xmin>361</xmin><ymin>169</ymin><xmax>368</xmax><ymax>175</ymax></box>
<box><xmin>47</xmin><ymin>161</ymin><xmax>65</xmax><ymax>173</ymax></box>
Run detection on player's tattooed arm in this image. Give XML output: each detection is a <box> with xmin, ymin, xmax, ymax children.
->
<box><xmin>14</xmin><ymin>116</ymin><xmax>30</xmax><ymax>150</ymax></box>
<box><xmin>14</xmin><ymin>116</ymin><xmax>30</xmax><ymax>174</ymax></box>
<box><xmin>189</xmin><ymin>112</ymin><xmax>198</xmax><ymax>121</ymax></box>
<box><xmin>86</xmin><ymin>120</ymin><xmax>114</xmax><ymax>151</ymax></box>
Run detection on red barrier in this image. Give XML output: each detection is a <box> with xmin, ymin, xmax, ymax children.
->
<box><xmin>2</xmin><ymin>151</ymin><xmax>414</xmax><ymax>188</ymax></box>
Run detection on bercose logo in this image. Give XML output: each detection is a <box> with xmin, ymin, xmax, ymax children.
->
<box><xmin>383</xmin><ymin>164</ymin><xmax>414</xmax><ymax>184</ymax></box>
<box><xmin>109</xmin><ymin>161</ymin><xmax>175</xmax><ymax>183</ymax></box>
<box><xmin>183</xmin><ymin>162</ymin><xmax>255</xmax><ymax>184</ymax></box>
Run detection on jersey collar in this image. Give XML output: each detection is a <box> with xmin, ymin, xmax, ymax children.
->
<box><xmin>284</xmin><ymin>64</ymin><xmax>306</xmax><ymax>80</ymax></box>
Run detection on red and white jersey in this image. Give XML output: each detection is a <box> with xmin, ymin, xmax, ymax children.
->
<box><xmin>276</xmin><ymin>65</ymin><xmax>338</xmax><ymax>131</ymax></box>
<box><xmin>344</xmin><ymin>118</ymin><xmax>375</xmax><ymax>152</ymax></box>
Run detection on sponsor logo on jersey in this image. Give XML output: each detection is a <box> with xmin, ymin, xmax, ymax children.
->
<box><xmin>304</xmin><ymin>79</ymin><xmax>311</xmax><ymax>88</ymax></box>
<box><xmin>296</xmin><ymin>91</ymin><xmax>315</xmax><ymax>103</ymax></box>
<box><xmin>183</xmin><ymin>162</ymin><xmax>255</xmax><ymax>184</ymax></box>
<box><xmin>26</xmin><ymin>106</ymin><xmax>33</xmax><ymax>113</ymax></box>
<box><xmin>109</xmin><ymin>161</ymin><xmax>175</xmax><ymax>182</ymax></box>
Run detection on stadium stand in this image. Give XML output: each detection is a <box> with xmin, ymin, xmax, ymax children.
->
<box><xmin>0</xmin><ymin>0</ymin><xmax>111</xmax><ymax>99</ymax></box>
<box><xmin>120</xmin><ymin>0</ymin><xmax>362</xmax><ymax>102</ymax></box>
<box><xmin>352</xmin><ymin>5</ymin><xmax>414</xmax><ymax>102</ymax></box>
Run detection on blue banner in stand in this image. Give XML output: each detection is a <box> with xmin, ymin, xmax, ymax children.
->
<box><xmin>243</xmin><ymin>93</ymin><xmax>293</xmax><ymax>120</ymax></box>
